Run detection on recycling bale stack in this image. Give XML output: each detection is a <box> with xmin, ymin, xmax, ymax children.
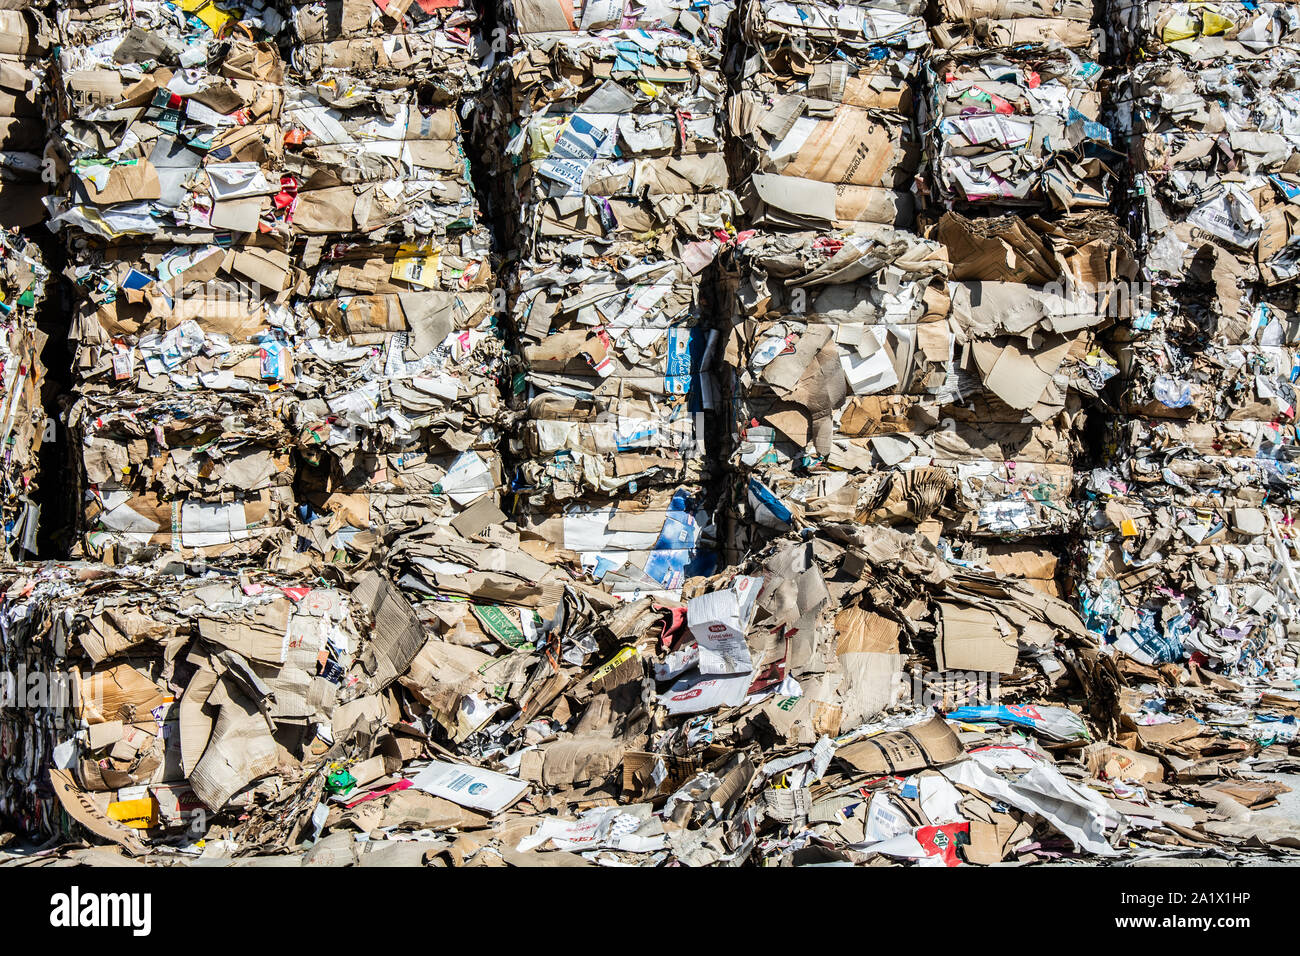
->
<box><xmin>909</xmin><ymin>0</ymin><xmax>1136</xmax><ymax>608</ymax></box>
<box><xmin>1076</xmin><ymin>319</ymin><xmax>1300</xmax><ymax>678</ymax></box>
<box><xmin>5</xmin><ymin>0</ymin><xmax>1300</xmax><ymax>871</ymax></box>
<box><xmin>45</xmin><ymin>1</ymin><xmax>305</xmax><ymax>566</ymax></box>
<box><xmin>0</xmin><ymin>0</ymin><xmax>53</xmax><ymax>556</ymax></box>
<box><xmin>279</xmin><ymin>0</ymin><xmax>507</xmax><ymax>570</ymax></box>
<box><xmin>723</xmin><ymin>0</ymin><xmax>940</xmax><ymax>561</ymax></box>
<box><xmin>480</xmin><ymin>0</ymin><xmax>739</xmax><ymax>601</ymax></box>
<box><xmin>1113</xmin><ymin>4</ymin><xmax>1300</xmax><ymax>303</ymax></box>
<box><xmin>722</xmin><ymin>0</ymin><xmax>1122</xmax><ymax>580</ymax></box>
<box><xmin>727</xmin><ymin>226</ymin><xmax>957</xmax><ymax>550</ymax></box>
<box><xmin>0</xmin><ymin>1</ymin><xmax>51</xmax><ymax>229</ymax></box>
<box><xmin>0</xmin><ymin>229</ymin><xmax>48</xmax><ymax>558</ymax></box>
<box><xmin>1075</xmin><ymin>1</ymin><xmax>1300</xmax><ymax>680</ymax></box>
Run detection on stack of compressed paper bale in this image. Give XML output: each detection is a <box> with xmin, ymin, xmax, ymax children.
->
<box><xmin>481</xmin><ymin>0</ymin><xmax>738</xmax><ymax>601</ymax></box>
<box><xmin>723</xmin><ymin>0</ymin><xmax>939</xmax><ymax>561</ymax></box>
<box><xmin>46</xmin><ymin>0</ymin><xmax>301</xmax><ymax>565</ymax></box>
<box><xmin>0</xmin><ymin>0</ymin><xmax>50</xmax><ymax>229</ymax></box>
<box><xmin>0</xmin><ymin>228</ymin><xmax>48</xmax><ymax>558</ymax></box>
<box><xmin>280</xmin><ymin>0</ymin><xmax>506</xmax><ymax>568</ymax></box>
<box><xmin>1077</xmin><ymin>0</ymin><xmax>1300</xmax><ymax>679</ymax></box>
<box><xmin>913</xmin><ymin>0</ymin><xmax>1132</xmax><ymax>604</ymax></box>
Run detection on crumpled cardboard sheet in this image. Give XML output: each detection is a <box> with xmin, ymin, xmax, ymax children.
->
<box><xmin>1108</xmin><ymin>0</ymin><xmax>1300</xmax><ymax>59</ymax></box>
<box><xmin>68</xmin><ymin>392</ymin><xmax>299</xmax><ymax>564</ymax></box>
<box><xmin>0</xmin><ymin>231</ymin><xmax>48</xmax><ymax>560</ymax></box>
<box><xmin>0</xmin><ymin>3</ymin><xmax>51</xmax><ymax>228</ymax></box>
<box><xmin>386</xmin><ymin>514</ymin><xmax>589</xmax><ymax>603</ymax></box>
<box><xmin>0</xmin><ymin>562</ymin><xmax>409</xmax><ymax>850</ymax></box>
<box><xmin>933</xmin><ymin>208</ymin><xmax>1135</xmax><ymax>287</ymax></box>
<box><xmin>926</xmin><ymin>50</ymin><xmax>1118</xmax><ymax>211</ymax></box>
